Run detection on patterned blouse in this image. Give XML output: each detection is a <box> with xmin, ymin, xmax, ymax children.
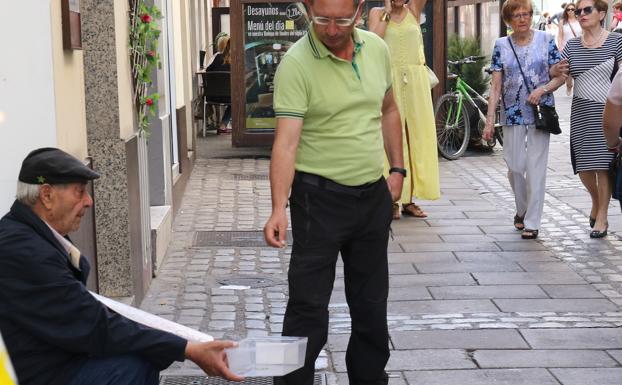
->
<box><xmin>490</xmin><ymin>30</ymin><xmax>561</xmax><ymax>126</ymax></box>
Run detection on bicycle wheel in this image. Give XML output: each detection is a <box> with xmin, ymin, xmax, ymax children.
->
<box><xmin>435</xmin><ymin>93</ymin><xmax>470</xmax><ymax>160</ymax></box>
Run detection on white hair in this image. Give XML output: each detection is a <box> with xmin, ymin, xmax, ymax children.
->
<box><xmin>15</xmin><ymin>181</ymin><xmax>41</xmax><ymax>207</ymax></box>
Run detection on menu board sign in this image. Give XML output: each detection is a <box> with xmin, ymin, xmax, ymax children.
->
<box><xmin>244</xmin><ymin>2</ymin><xmax>308</xmax><ymax>131</ymax></box>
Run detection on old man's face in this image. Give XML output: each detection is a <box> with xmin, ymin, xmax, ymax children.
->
<box><xmin>45</xmin><ymin>183</ymin><xmax>93</xmax><ymax>235</ymax></box>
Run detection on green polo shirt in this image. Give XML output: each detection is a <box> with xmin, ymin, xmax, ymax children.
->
<box><xmin>273</xmin><ymin>27</ymin><xmax>393</xmax><ymax>186</ymax></box>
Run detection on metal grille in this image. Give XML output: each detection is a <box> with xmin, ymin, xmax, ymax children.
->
<box><xmin>232</xmin><ymin>173</ymin><xmax>269</xmax><ymax>181</ymax></box>
<box><xmin>194</xmin><ymin>231</ymin><xmax>291</xmax><ymax>247</ymax></box>
<box><xmin>160</xmin><ymin>374</ymin><xmax>325</xmax><ymax>385</ymax></box>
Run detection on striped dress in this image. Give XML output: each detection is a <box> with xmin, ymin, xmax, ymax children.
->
<box><xmin>561</xmin><ymin>33</ymin><xmax>622</xmax><ymax>173</ymax></box>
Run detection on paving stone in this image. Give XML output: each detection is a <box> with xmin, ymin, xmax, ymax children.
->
<box><xmin>607</xmin><ymin>350</ymin><xmax>622</xmax><ymax>365</ymax></box>
<box><xmin>404</xmin><ymin>368</ymin><xmax>559</xmax><ymax>385</ymax></box>
<box><xmin>456</xmin><ymin>251</ymin><xmax>556</xmax><ymax>262</ymax></box>
<box><xmin>540</xmin><ymin>285</ymin><xmax>605</xmax><ymax>298</ymax></box>
<box><xmin>521</xmin><ymin>328</ymin><xmax>622</xmax><ymax>349</ymax></box>
<box><xmin>390</xmin><ymin>273</ymin><xmax>477</xmax><ymax>287</ymax></box>
<box><xmin>332</xmin><ymin>349</ymin><xmax>475</xmax><ymax>372</ymax></box>
<box><xmin>518</xmin><ymin>262</ymin><xmax>576</xmax><ymax>272</ymax></box>
<box><xmin>473</xmin><ymin>272</ymin><xmax>586</xmax><ymax>285</ymax></box>
<box><xmin>429</xmin><ymin>285</ymin><xmax>548</xmax><ymax>299</ymax></box>
<box><xmin>387</xmin><ymin>286</ymin><xmax>433</xmax><ymax>301</ymax></box>
<box><xmin>414</xmin><ymin>262</ymin><xmax>522</xmax><ymax>273</ymax></box>
<box><xmin>389</xmin><ymin>300</ymin><xmax>497</xmax><ymax>315</ymax></box>
<box><xmin>391</xmin><ymin>330</ymin><xmax>529</xmax><ymax>349</ymax></box>
<box><xmin>494</xmin><ymin>299</ymin><xmax>619</xmax><ymax>312</ymax></box>
<box><xmin>474</xmin><ymin>349</ymin><xmax>619</xmax><ymax>368</ymax></box>
<box><xmin>401</xmin><ymin>242</ymin><xmax>501</xmax><ymax>252</ymax></box>
<box><xmin>550</xmin><ymin>368</ymin><xmax>622</xmax><ymax>385</ymax></box>
<box><xmin>388</xmin><ymin>252</ymin><xmax>457</xmax><ymax>263</ymax></box>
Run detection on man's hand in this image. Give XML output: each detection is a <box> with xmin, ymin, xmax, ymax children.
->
<box><xmin>264</xmin><ymin>209</ymin><xmax>288</xmax><ymax>248</ymax></box>
<box><xmin>386</xmin><ymin>173</ymin><xmax>404</xmax><ymax>202</ymax></box>
<box><xmin>185</xmin><ymin>341</ymin><xmax>244</xmax><ymax>382</ymax></box>
<box><xmin>550</xmin><ymin>59</ymin><xmax>569</xmax><ymax>79</ymax></box>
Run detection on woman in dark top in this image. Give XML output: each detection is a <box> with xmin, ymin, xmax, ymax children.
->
<box><xmin>206</xmin><ymin>35</ymin><xmax>231</xmax><ymax>134</ymax></box>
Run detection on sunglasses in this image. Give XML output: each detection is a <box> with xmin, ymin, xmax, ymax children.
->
<box><xmin>574</xmin><ymin>6</ymin><xmax>596</xmax><ymax>16</ymax></box>
<box><xmin>566</xmin><ymin>8</ymin><xmax>575</xmax><ymax>12</ymax></box>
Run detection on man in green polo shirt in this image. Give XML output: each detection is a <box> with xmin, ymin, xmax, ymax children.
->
<box><xmin>263</xmin><ymin>0</ymin><xmax>405</xmax><ymax>384</ymax></box>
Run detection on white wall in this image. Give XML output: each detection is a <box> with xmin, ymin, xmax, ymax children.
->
<box><xmin>0</xmin><ymin>1</ymin><xmax>57</xmax><ymax>214</ymax></box>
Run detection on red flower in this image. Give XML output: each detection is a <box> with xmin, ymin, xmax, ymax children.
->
<box><xmin>140</xmin><ymin>14</ymin><xmax>152</xmax><ymax>23</ymax></box>
<box><xmin>145</xmin><ymin>98</ymin><xmax>154</xmax><ymax>106</ymax></box>
<box><xmin>147</xmin><ymin>50</ymin><xmax>156</xmax><ymax>58</ymax></box>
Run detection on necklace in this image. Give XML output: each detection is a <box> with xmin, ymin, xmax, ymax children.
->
<box><xmin>582</xmin><ymin>28</ymin><xmax>605</xmax><ymax>48</ymax></box>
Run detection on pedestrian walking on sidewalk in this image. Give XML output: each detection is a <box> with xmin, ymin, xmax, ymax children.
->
<box><xmin>368</xmin><ymin>0</ymin><xmax>441</xmax><ymax>220</ymax></box>
<box><xmin>561</xmin><ymin>0</ymin><xmax>622</xmax><ymax>238</ymax></box>
<box><xmin>557</xmin><ymin>3</ymin><xmax>581</xmax><ymax>95</ymax></box>
<box><xmin>483</xmin><ymin>0</ymin><xmax>567</xmax><ymax>240</ymax></box>
<box><xmin>264</xmin><ymin>0</ymin><xmax>405</xmax><ymax>383</ymax></box>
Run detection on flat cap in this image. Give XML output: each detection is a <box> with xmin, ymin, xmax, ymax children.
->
<box><xmin>18</xmin><ymin>147</ymin><xmax>100</xmax><ymax>185</ymax></box>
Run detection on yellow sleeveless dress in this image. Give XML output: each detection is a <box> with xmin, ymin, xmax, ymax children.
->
<box><xmin>383</xmin><ymin>10</ymin><xmax>440</xmax><ymax>202</ymax></box>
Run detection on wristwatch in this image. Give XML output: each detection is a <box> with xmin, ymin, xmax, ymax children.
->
<box><xmin>389</xmin><ymin>167</ymin><xmax>407</xmax><ymax>177</ymax></box>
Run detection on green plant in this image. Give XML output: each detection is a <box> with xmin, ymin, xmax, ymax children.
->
<box><xmin>129</xmin><ymin>2</ymin><xmax>163</xmax><ymax>137</ymax></box>
<box><xmin>447</xmin><ymin>35</ymin><xmax>490</xmax><ymax>95</ymax></box>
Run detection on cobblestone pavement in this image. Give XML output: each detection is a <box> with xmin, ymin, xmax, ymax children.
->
<box><xmin>144</xmin><ymin>90</ymin><xmax>622</xmax><ymax>384</ymax></box>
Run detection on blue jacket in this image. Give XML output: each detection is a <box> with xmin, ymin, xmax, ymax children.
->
<box><xmin>0</xmin><ymin>201</ymin><xmax>187</xmax><ymax>385</ymax></box>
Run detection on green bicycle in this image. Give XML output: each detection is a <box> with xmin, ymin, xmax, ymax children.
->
<box><xmin>435</xmin><ymin>56</ymin><xmax>504</xmax><ymax>160</ymax></box>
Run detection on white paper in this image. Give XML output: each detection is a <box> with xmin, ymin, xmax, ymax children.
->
<box><xmin>90</xmin><ymin>292</ymin><xmax>213</xmax><ymax>343</ymax></box>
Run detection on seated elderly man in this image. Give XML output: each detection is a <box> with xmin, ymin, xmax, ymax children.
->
<box><xmin>0</xmin><ymin>148</ymin><xmax>243</xmax><ymax>385</ymax></box>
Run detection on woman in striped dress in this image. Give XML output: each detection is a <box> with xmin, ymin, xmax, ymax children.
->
<box><xmin>562</xmin><ymin>0</ymin><xmax>622</xmax><ymax>238</ymax></box>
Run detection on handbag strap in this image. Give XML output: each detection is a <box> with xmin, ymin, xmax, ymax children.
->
<box><xmin>568</xmin><ymin>21</ymin><xmax>577</xmax><ymax>38</ymax></box>
<box><xmin>507</xmin><ymin>37</ymin><xmax>533</xmax><ymax>94</ymax></box>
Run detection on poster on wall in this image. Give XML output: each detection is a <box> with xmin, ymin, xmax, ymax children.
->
<box><xmin>244</xmin><ymin>2</ymin><xmax>308</xmax><ymax>131</ymax></box>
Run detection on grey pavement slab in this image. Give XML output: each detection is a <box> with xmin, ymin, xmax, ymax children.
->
<box><xmin>388</xmin><ymin>299</ymin><xmax>498</xmax><ymax>315</ymax></box>
<box><xmin>401</xmin><ymin>242</ymin><xmax>501</xmax><ymax>252</ymax></box>
<box><xmin>608</xmin><ymin>350</ymin><xmax>622</xmax><ymax>365</ymax></box>
<box><xmin>494</xmin><ymin>299</ymin><xmax>619</xmax><ymax>312</ymax></box>
<box><xmin>456</xmin><ymin>251</ymin><xmax>557</xmax><ymax>262</ymax></box>
<box><xmin>332</xmin><ymin>349</ymin><xmax>476</xmax><ymax>372</ymax></box>
<box><xmin>521</xmin><ymin>328</ymin><xmax>622</xmax><ymax>349</ymax></box>
<box><xmin>388</xmin><ymin>252</ymin><xmax>458</xmax><ymax>263</ymax></box>
<box><xmin>473</xmin><ymin>272</ymin><xmax>586</xmax><ymax>285</ymax></box>
<box><xmin>387</xmin><ymin>286</ymin><xmax>433</xmax><ymax>301</ymax></box>
<box><xmin>391</xmin><ymin>225</ymin><xmax>484</xmax><ymax>235</ymax></box>
<box><xmin>539</xmin><ymin>285</ymin><xmax>605</xmax><ymax>299</ymax></box>
<box><xmin>518</xmin><ymin>262</ymin><xmax>577</xmax><ymax>272</ymax></box>
<box><xmin>474</xmin><ymin>349</ymin><xmax>619</xmax><ymax>368</ymax></box>
<box><xmin>389</xmin><ymin>273</ymin><xmax>476</xmax><ymax>287</ymax></box>
<box><xmin>550</xmin><ymin>368</ymin><xmax>622</xmax><ymax>385</ymax></box>
<box><xmin>404</xmin><ymin>368</ymin><xmax>560</xmax><ymax>385</ymax></box>
<box><xmin>387</xmin><ymin>263</ymin><xmax>417</xmax><ymax>275</ymax></box>
<box><xmin>414</xmin><ymin>261</ymin><xmax>522</xmax><ymax>273</ymax></box>
<box><xmin>438</xmin><ymin>234</ymin><xmax>499</xmax><ymax>243</ymax></box>
<box><xmin>496</xmin><ymin>241</ymin><xmax>549</xmax><ymax>252</ymax></box>
<box><xmin>391</xmin><ymin>330</ymin><xmax>529</xmax><ymax>349</ymax></box>
<box><xmin>429</xmin><ymin>285</ymin><xmax>549</xmax><ymax>299</ymax></box>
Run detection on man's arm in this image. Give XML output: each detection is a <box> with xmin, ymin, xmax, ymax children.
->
<box><xmin>185</xmin><ymin>341</ymin><xmax>244</xmax><ymax>381</ymax></box>
<box><xmin>264</xmin><ymin>118</ymin><xmax>303</xmax><ymax>248</ymax></box>
<box><xmin>381</xmin><ymin>88</ymin><xmax>404</xmax><ymax>201</ymax></box>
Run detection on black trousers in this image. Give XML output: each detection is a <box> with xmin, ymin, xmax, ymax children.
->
<box><xmin>275</xmin><ymin>172</ymin><xmax>392</xmax><ymax>385</ymax></box>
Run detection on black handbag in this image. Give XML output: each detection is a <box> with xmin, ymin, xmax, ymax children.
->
<box><xmin>508</xmin><ymin>38</ymin><xmax>562</xmax><ymax>135</ymax></box>
<box><xmin>610</xmin><ymin>152</ymin><xmax>622</xmax><ymax>201</ymax></box>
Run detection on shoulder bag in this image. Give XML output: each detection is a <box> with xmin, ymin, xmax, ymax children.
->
<box><xmin>508</xmin><ymin>37</ymin><xmax>562</xmax><ymax>135</ymax></box>
<box><xmin>427</xmin><ymin>66</ymin><xmax>439</xmax><ymax>89</ymax></box>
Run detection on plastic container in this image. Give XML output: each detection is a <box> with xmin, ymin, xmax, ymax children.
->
<box><xmin>225</xmin><ymin>336</ymin><xmax>307</xmax><ymax>377</ymax></box>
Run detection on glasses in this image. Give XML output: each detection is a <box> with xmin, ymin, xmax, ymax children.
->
<box><xmin>310</xmin><ymin>4</ymin><xmax>361</xmax><ymax>27</ymax></box>
<box><xmin>574</xmin><ymin>6</ymin><xmax>595</xmax><ymax>16</ymax></box>
<box><xmin>567</xmin><ymin>8</ymin><xmax>575</xmax><ymax>12</ymax></box>
<box><xmin>511</xmin><ymin>12</ymin><xmax>532</xmax><ymax>20</ymax></box>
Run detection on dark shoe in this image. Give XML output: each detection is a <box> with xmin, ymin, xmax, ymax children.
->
<box><xmin>402</xmin><ymin>203</ymin><xmax>427</xmax><ymax>218</ymax></box>
<box><xmin>589</xmin><ymin>217</ymin><xmax>596</xmax><ymax>228</ymax></box>
<box><xmin>392</xmin><ymin>203</ymin><xmax>401</xmax><ymax>220</ymax></box>
<box><xmin>521</xmin><ymin>229</ymin><xmax>539</xmax><ymax>239</ymax></box>
<box><xmin>514</xmin><ymin>214</ymin><xmax>525</xmax><ymax>231</ymax></box>
<box><xmin>590</xmin><ymin>225</ymin><xmax>608</xmax><ymax>239</ymax></box>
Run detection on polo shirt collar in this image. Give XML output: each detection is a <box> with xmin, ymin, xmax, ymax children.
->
<box><xmin>307</xmin><ymin>26</ymin><xmax>365</xmax><ymax>60</ymax></box>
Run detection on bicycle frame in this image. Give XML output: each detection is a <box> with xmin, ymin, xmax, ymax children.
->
<box><xmin>448</xmin><ymin>77</ymin><xmax>489</xmax><ymax>127</ymax></box>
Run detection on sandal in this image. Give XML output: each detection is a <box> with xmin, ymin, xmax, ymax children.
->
<box><xmin>514</xmin><ymin>214</ymin><xmax>525</xmax><ymax>231</ymax></box>
<box><xmin>402</xmin><ymin>203</ymin><xmax>427</xmax><ymax>218</ymax></box>
<box><xmin>392</xmin><ymin>203</ymin><xmax>401</xmax><ymax>220</ymax></box>
<box><xmin>521</xmin><ymin>229</ymin><xmax>539</xmax><ymax>239</ymax></box>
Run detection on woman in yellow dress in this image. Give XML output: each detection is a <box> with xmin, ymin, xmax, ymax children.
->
<box><xmin>369</xmin><ymin>0</ymin><xmax>440</xmax><ymax>219</ymax></box>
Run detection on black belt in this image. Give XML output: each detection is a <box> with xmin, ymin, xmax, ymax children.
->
<box><xmin>294</xmin><ymin>171</ymin><xmax>381</xmax><ymax>197</ymax></box>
